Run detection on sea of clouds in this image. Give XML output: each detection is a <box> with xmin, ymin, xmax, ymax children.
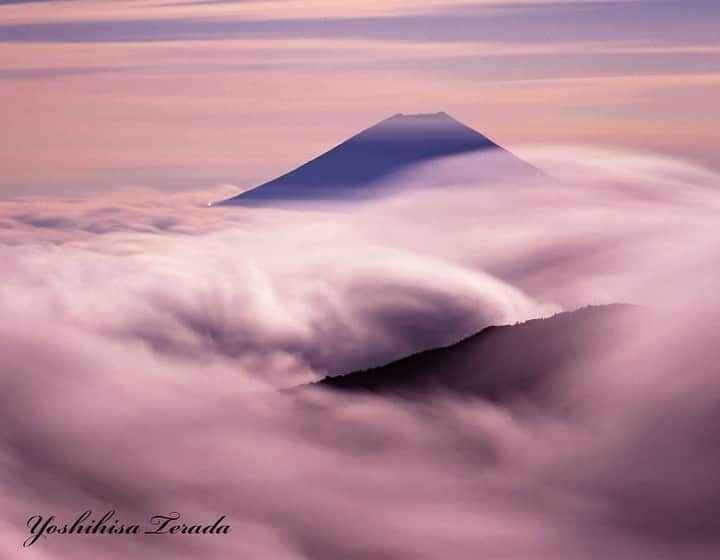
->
<box><xmin>1</xmin><ymin>148</ymin><xmax>719</xmax><ymax>559</ymax></box>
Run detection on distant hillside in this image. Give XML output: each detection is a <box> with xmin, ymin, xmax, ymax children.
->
<box><xmin>313</xmin><ymin>304</ymin><xmax>639</xmax><ymax>401</ymax></box>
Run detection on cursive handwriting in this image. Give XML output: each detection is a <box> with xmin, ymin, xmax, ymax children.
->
<box><xmin>24</xmin><ymin>511</ymin><xmax>230</xmax><ymax>547</ymax></box>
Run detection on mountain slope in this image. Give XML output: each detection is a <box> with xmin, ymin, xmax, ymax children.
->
<box><xmin>217</xmin><ymin>112</ymin><xmax>533</xmax><ymax>206</ymax></box>
<box><xmin>313</xmin><ymin>305</ymin><xmax>639</xmax><ymax>401</ymax></box>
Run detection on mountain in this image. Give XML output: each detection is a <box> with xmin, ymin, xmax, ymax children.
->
<box><xmin>217</xmin><ymin>112</ymin><xmax>534</xmax><ymax>206</ymax></box>
<box><xmin>311</xmin><ymin>305</ymin><xmax>640</xmax><ymax>402</ymax></box>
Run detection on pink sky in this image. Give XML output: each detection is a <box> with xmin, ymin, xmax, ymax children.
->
<box><xmin>1</xmin><ymin>0</ymin><xmax>719</xmax><ymax>196</ymax></box>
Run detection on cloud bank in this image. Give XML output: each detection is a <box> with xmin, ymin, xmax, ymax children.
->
<box><xmin>1</xmin><ymin>148</ymin><xmax>719</xmax><ymax>558</ymax></box>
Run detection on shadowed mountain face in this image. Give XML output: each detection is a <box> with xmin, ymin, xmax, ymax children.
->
<box><xmin>314</xmin><ymin>305</ymin><xmax>639</xmax><ymax>402</ymax></box>
<box><xmin>218</xmin><ymin>112</ymin><xmax>531</xmax><ymax>206</ymax></box>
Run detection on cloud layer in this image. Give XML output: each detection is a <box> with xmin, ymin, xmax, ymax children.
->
<box><xmin>1</xmin><ymin>148</ymin><xmax>720</xmax><ymax>558</ymax></box>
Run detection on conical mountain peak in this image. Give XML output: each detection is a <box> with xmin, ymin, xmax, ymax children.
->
<box><xmin>217</xmin><ymin>113</ymin><xmax>530</xmax><ymax>206</ymax></box>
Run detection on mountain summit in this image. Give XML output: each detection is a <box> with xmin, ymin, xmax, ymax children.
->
<box><xmin>217</xmin><ymin>112</ymin><xmax>531</xmax><ymax>206</ymax></box>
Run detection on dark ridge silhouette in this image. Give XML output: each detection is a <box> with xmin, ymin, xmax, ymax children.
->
<box><xmin>216</xmin><ymin>112</ymin><xmax>534</xmax><ymax>206</ymax></box>
<box><xmin>311</xmin><ymin>304</ymin><xmax>640</xmax><ymax>401</ymax></box>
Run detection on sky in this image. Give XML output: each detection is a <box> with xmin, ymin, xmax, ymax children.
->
<box><xmin>1</xmin><ymin>0</ymin><xmax>719</xmax><ymax>196</ymax></box>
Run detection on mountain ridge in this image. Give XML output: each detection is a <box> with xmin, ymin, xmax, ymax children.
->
<box><xmin>309</xmin><ymin>304</ymin><xmax>640</xmax><ymax>402</ymax></box>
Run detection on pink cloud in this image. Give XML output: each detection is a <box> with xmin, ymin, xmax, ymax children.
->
<box><xmin>1</xmin><ymin>148</ymin><xmax>719</xmax><ymax>558</ymax></box>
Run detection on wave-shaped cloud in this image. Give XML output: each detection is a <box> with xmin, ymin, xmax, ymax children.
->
<box><xmin>1</xmin><ymin>148</ymin><xmax>719</xmax><ymax>558</ymax></box>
